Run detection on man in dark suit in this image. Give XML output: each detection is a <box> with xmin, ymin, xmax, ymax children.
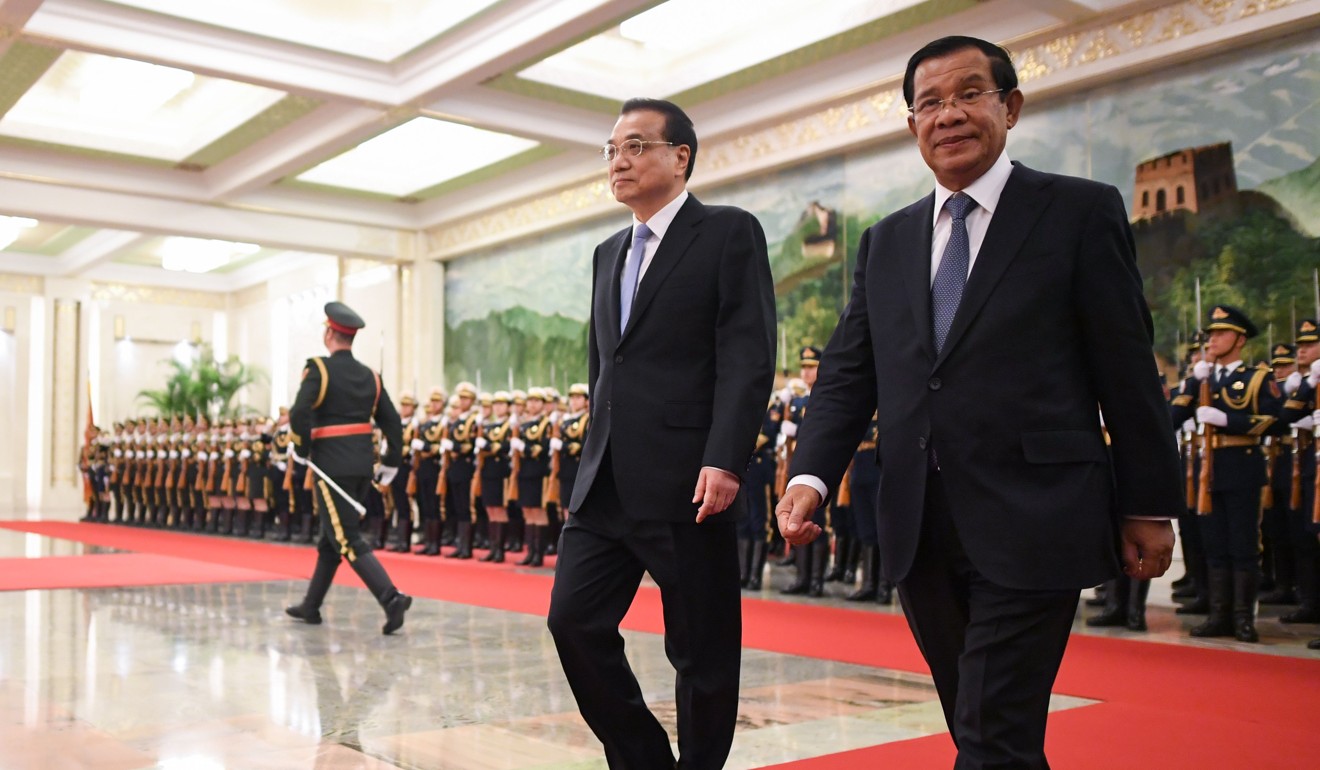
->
<box><xmin>775</xmin><ymin>37</ymin><xmax>1181</xmax><ymax>769</ymax></box>
<box><xmin>547</xmin><ymin>98</ymin><xmax>776</xmax><ymax>770</ymax></box>
<box><xmin>284</xmin><ymin>302</ymin><xmax>412</xmax><ymax>635</ymax></box>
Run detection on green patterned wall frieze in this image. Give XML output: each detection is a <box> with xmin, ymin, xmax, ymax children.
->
<box><xmin>181</xmin><ymin>94</ymin><xmax>323</xmax><ymax>169</ymax></box>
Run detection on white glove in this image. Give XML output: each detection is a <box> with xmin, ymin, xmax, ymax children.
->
<box><xmin>510</xmin><ymin>438</ymin><xmax>526</xmax><ymax>454</ymax></box>
<box><xmin>410</xmin><ymin>438</ymin><xmax>425</xmax><ymax>452</ymax></box>
<box><xmin>198</xmin><ymin>451</ymin><xmax>209</xmax><ymax>462</ymax></box>
<box><xmin>780</xmin><ymin>420</ymin><xmax>798</xmax><ymax>438</ymax></box>
<box><xmin>475</xmin><ymin>437</ymin><xmax>489</xmax><ymax>450</ymax></box>
<box><xmin>168</xmin><ymin>450</ymin><xmax>179</xmax><ymax>460</ymax></box>
<box><xmin>149</xmin><ymin>450</ymin><xmax>158</xmax><ymax>459</ymax></box>
<box><xmin>1181</xmin><ymin>418</ymin><xmax>1196</xmax><ymax>433</ymax></box>
<box><xmin>440</xmin><ymin>438</ymin><xmax>454</xmax><ymax>453</ymax></box>
<box><xmin>292</xmin><ymin>453</ymin><xmax>307</xmax><ymax>466</ymax></box>
<box><xmin>778</xmin><ymin>387</ymin><xmax>793</xmax><ymax>405</ymax></box>
<box><xmin>1309</xmin><ymin>368</ymin><xmax>1320</xmax><ymax>388</ymax></box>
<box><xmin>1314</xmin><ymin>408</ymin><xmax>1320</xmax><ymax>424</ymax></box>
<box><xmin>1284</xmin><ymin>372</ymin><xmax>1303</xmax><ymax>395</ymax></box>
<box><xmin>181</xmin><ymin>449</ymin><xmax>191</xmax><ymax>459</ymax></box>
<box><xmin>275</xmin><ymin>461</ymin><xmax>287</xmax><ymax>472</ymax></box>
<box><xmin>224</xmin><ymin>449</ymin><xmax>235</xmax><ymax>459</ymax></box>
<box><xmin>550</xmin><ymin>438</ymin><xmax>564</xmax><ymax>452</ymax></box>
<box><xmin>1196</xmin><ymin>406</ymin><xmax>1228</xmax><ymax>427</ymax></box>
<box><xmin>375</xmin><ymin>465</ymin><xmax>398</xmax><ymax>486</ymax></box>
<box><xmin>113</xmin><ymin>449</ymin><xmax>122</xmax><ymax>458</ymax></box>
<box><xmin>239</xmin><ymin>449</ymin><xmax>252</xmax><ymax>460</ymax></box>
<box><xmin>1291</xmin><ymin>416</ymin><xmax>1314</xmax><ymax>431</ymax></box>
<box><xmin>775</xmin><ymin>432</ymin><xmax>788</xmax><ymax>448</ymax></box>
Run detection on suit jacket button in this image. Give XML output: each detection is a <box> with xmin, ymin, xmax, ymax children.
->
<box><xmin>605</xmin><ymin>400</ymin><xmax>611</xmax><ymax>410</ymax></box>
<box><xmin>615</xmin><ymin>355</ymin><xmax>624</xmax><ymax>364</ymax></box>
<box><xmin>917</xmin><ymin>437</ymin><xmax>928</xmax><ymax>450</ymax></box>
<box><xmin>928</xmin><ymin>377</ymin><xmax>942</xmax><ymax>391</ymax></box>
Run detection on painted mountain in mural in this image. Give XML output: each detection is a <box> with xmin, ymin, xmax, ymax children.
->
<box><xmin>1257</xmin><ymin>156</ymin><xmax>1320</xmax><ymax>237</ymax></box>
<box><xmin>445</xmin><ymin>306</ymin><xmax>587</xmax><ymax>393</ymax></box>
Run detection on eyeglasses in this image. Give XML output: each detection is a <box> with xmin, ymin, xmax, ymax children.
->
<box><xmin>600</xmin><ymin>139</ymin><xmax>674</xmax><ymax>162</ymax></box>
<box><xmin>907</xmin><ymin>88</ymin><xmax>1005</xmax><ymax>120</ymax></box>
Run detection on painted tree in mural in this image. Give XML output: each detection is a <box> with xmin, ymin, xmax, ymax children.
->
<box><xmin>136</xmin><ymin>345</ymin><xmax>267</xmax><ymax>419</ymax></box>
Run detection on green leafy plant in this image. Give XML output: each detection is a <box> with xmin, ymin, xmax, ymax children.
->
<box><xmin>136</xmin><ymin>344</ymin><xmax>267</xmax><ymax>419</ymax></box>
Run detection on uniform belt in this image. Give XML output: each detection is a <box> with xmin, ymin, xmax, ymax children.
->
<box><xmin>311</xmin><ymin>423</ymin><xmax>372</xmax><ymax>439</ymax></box>
<box><xmin>1277</xmin><ymin>436</ymin><xmax>1294</xmax><ymax>447</ymax></box>
<box><xmin>857</xmin><ymin>441</ymin><xmax>877</xmax><ymax>451</ymax></box>
<box><xmin>1210</xmin><ymin>435</ymin><xmax>1260</xmax><ymax>450</ymax></box>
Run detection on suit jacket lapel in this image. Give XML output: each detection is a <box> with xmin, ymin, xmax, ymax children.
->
<box><xmin>900</xmin><ymin>194</ymin><xmax>937</xmax><ymax>364</ymax></box>
<box><xmin>620</xmin><ymin>195</ymin><xmax>704</xmax><ymax>342</ymax></box>
<box><xmin>602</xmin><ymin>229</ymin><xmax>630</xmax><ymax>349</ymax></box>
<box><xmin>934</xmin><ymin>165</ymin><xmax>1048</xmax><ymax>368</ymax></box>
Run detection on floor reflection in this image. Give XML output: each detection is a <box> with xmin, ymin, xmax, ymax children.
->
<box><xmin>0</xmin><ymin>580</ymin><xmax>1082</xmax><ymax>769</ymax></box>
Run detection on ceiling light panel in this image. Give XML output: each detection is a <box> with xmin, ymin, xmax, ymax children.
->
<box><xmin>295</xmin><ymin>117</ymin><xmax>539</xmax><ymax>197</ymax></box>
<box><xmin>107</xmin><ymin>0</ymin><xmax>502</xmax><ymax>62</ymax></box>
<box><xmin>0</xmin><ymin>51</ymin><xmax>286</xmax><ymax>162</ymax></box>
<box><xmin>519</xmin><ymin>0</ymin><xmax>926</xmax><ymax>100</ymax></box>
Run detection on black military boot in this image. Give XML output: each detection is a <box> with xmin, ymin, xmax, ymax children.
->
<box><xmin>780</xmin><ymin>543</ymin><xmax>811</xmax><ymax>595</ymax></box>
<box><xmin>480</xmin><ymin>523</ymin><xmax>505</xmax><ymax>563</ymax></box>
<box><xmin>1176</xmin><ymin>549</ymin><xmax>1211</xmax><ymax>614</ymax></box>
<box><xmin>736</xmin><ymin>537</ymin><xmax>752</xmax><ymax>588</ymax></box>
<box><xmin>529</xmin><ymin>525</ymin><xmax>545</xmax><ymax>567</ymax></box>
<box><xmin>233</xmin><ymin>509</ymin><xmax>249</xmax><ymax>537</ymax></box>
<box><xmin>1232</xmin><ymin>569</ymin><xmax>1260</xmax><ymax>643</ymax></box>
<box><xmin>847</xmin><ymin>543</ymin><xmax>878</xmax><ymax>601</ymax></box>
<box><xmin>1190</xmin><ymin>568</ymin><xmax>1235</xmax><ymax>638</ymax></box>
<box><xmin>1086</xmin><ymin>578</ymin><xmax>1130</xmax><ymax>627</ymax></box>
<box><xmin>286</xmin><ymin>554</ymin><xmax>337</xmax><ymax>625</ymax></box>
<box><xmin>518</xmin><ymin>525</ymin><xmax>541</xmax><ymax>566</ymax></box>
<box><xmin>447</xmin><ymin>520</ymin><xmax>473</xmax><ymax>559</ymax></box>
<box><xmin>294</xmin><ymin>512</ymin><xmax>314</xmax><ymax>544</ymax></box>
<box><xmin>250</xmin><ymin>510</ymin><xmax>266</xmax><ymax>539</ymax></box>
<box><xmin>842</xmin><ymin>537</ymin><xmax>859</xmax><ymax>585</ymax></box>
<box><xmin>746</xmin><ymin>539</ymin><xmax>767</xmax><ymax>591</ymax></box>
<box><xmin>1084</xmin><ymin>583</ymin><xmax>1108</xmax><ymax>607</ymax></box>
<box><xmin>1127</xmin><ymin>578</ymin><xmax>1151</xmax><ymax>631</ymax></box>
<box><xmin>421</xmin><ymin>520</ymin><xmax>441</xmax><ymax>556</ymax></box>
<box><xmin>808</xmin><ymin>539</ymin><xmax>829</xmax><ymax>597</ymax></box>
<box><xmin>825</xmin><ymin>534</ymin><xmax>849</xmax><ymax>583</ymax></box>
<box><xmin>1281</xmin><ymin>547</ymin><xmax>1320</xmax><ymax>623</ymax></box>
<box><xmin>390</xmin><ymin>514</ymin><xmax>413</xmax><ymax>553</ymax></box>
<box><xmin>350</xmin><ymin>551</ymin><xmax>411</xmax><ymax>635</ymax></box>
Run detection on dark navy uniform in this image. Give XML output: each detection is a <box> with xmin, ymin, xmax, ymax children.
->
<box><xmin>1279</xmin><ymin>320</ymin><xmax>1319</xmax><ymax>625</ymax></box>
<box><xmin>1188</xmin><ymin>306</ymin><xmax>1282</xmax><ymax>643</ymax></box>
<box><xmin>1260</xmin><ymin>343</ymin><xmax>1299</xmax><ymax>605</ymax></box>
<box><xmin>739</xmin><ymin>394</ymin><xmax>780</xmax><ymax>590</ymax></box>
<box><xmin>516</xmin><ymin>396</ymin><xmax>553</xmax><ymax>567</ymax></box>
<box><xmin>477</xmin><ymin>395</ymin><xmax>514</xmax><ymax>563</ymax></box>
<box><xmin>285</xmin><ymin>302</ymin><xmax>411</xmax><ymax>635</ymax></box>
<box><xmin>845</xmin><ymin>415</ymin><xmax>890</xmax><ymax>603</ymax></box>
<box><xmin>444</xmin><ymin>389</ymin><xmax>481</xmax><ymax>559</ymax></box>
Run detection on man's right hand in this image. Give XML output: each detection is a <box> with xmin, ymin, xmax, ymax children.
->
<box><xmin>775</xmin><ymin>485</ymin><xmax>823</xmax><ymax>545</ymax></box>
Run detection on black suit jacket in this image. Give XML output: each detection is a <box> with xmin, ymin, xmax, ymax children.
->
<box><xmin>570</xmin><ymin>195</ymin><xmax>776</xmax><ymax>522</ymax></box>
<box><xmin>790</xmin><ymin>163</ymin><xmax>1182</xmax><ymax>590</ymax></box>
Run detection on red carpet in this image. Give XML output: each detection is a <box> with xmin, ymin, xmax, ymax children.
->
<box><xmin>0</xmin><ymin>552</ymin><xmax>289</xmax><ymax>591</ymax></box>
<box><xmin>5</xmin><ymin>520</ymin><xmax>1320</xmax><ymax>769</ymax></box>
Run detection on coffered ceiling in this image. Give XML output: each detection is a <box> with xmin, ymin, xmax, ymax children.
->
<box><xmin>0</xmin><ymin>0</ymin><xmax>1314</xmax><ymax>291</ymax></box>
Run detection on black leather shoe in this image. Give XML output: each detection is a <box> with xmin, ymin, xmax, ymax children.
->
<box><xmin>1233</xmin><ymin>617</ymin><xmax>1259</xmax><ymax>643</ymax></box>
<box><xmin>1176</xmin><ymin>597</ymin><xmax>1210</xmax><ymax>614</ymax></box>
<box><xmin>285</xmin><ymin>605</ymin><xmax>322</xmax><ymax>625</ymax></box>
<box><xmin>382</xmin><ymin>593</ymin><xmax>412</xmax><ymax>635</ymax></box>
<box><xmin>1281</xmin><ymin>607</ymin><xmax>1320</xmax><ymax>624</ymax></box>
<box><xmin>1086</xmin><ymin>608</ymin><xmax>1128</xmax><ymax>628</ymax></box>
<box><xmin>1307</xmin><ymin>638</ymin><xmax>1320</xmax><ymax>650</ymax></box>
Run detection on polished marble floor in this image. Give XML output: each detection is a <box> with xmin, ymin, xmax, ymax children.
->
<box><xmin>0</xmin><ymin>518</ymin><xmax>1316</xmax><ymax>769</ymax></box>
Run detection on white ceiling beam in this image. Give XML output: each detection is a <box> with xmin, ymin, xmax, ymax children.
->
<box><xmin>0</xmin><ymin>0</ymin><xmax>47</xmax><ymax>58</ymax></box>
<box><xmin>0</xmin><ymin>144</ymin><xmax>209</xmax><ymax>204</ymax></box>
<box><xmin>203</xmin><ymin>103</ymin><xmax>394</xmax><ymax>200</ymax></box>
<box><xmin>414</xmin><ymin>153</ymin><xmax>601</xmax><ymax>229</ymax></box>
<box><xmin>0</xmin><ymin>250</ymin><xmax>62</xmax><ymax>276</ymax></box>
<box><xmin>422</xmin><ymin>89</ymin><xmax>608</xmax><ymax>148</ymax></box>
<box><xmin>25</xmin><ymin>0</ymin><xmax>402</xmax><ymax>104</ymax></box>
<box><xmin>394</xmin><ymin>0</ymin><xmax>655</xmax><ymax>105</ymax></box>
<box><xmin>57</xmin><ymin>230</ymin><xmax>145</xmax><ymax>277</ymax></box>
<box><xmin>0</xmin><ymin>176</ymin><xmax>402</xmax><ymax>259</ymax></box>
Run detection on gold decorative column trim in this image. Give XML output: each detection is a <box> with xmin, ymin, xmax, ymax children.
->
<box><xmin>90</xmin><ymin>282</ymin><xmax>227</xmax><ymax>310</ymax></box>
<box><xmin>0</xmin><ymin>273</ymin><xmax>43</xmax><ymax>294</ymax></box>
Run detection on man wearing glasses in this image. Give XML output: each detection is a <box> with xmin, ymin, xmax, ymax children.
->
<box><xmin>776</xmin><ymin>37</ymin><xmax>1181</xmax><ymax>768</ymax></box>
<box><xmin>547</xmin><ymin>98</ymin><xmax>775</xmax><ymax>769</ymax></box>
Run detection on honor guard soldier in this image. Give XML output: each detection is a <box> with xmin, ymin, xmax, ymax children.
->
<box><xmin>444</xmin><ymin>385</ymin><xmax>481</xmax><ymax>558</ymax></box>
<box><xmin>846</xmin><ymin>412</ymin><xmax>890</xmax><ymax>603</ymax></box>
<box><xmin>780</xmin><ymin>346</ymin><xmax>830</xmax><ymax>597</ymax></box>
<box><xmin>552</xmin><ymin>384</ymin><xmax>590</xmax><ymax>552</ymax></box>
<box><xmin>1279</xmin><ymin>319</ymin><xmax>1320</xmax><ymax>630</ymax></box>
<box><xmin>1260</xmin><ymin>343</ymin><xmax>1299</xmax><ymax>605</ymax></box>
<box><xmin>268</xmin><ymin>409</ymin><xmax>294</xmax><ymax>540</ymax></box>
<box><xmin>108</xmin><ymin>421</ymin><xmax>126</xmax><ymax>523</ymax></box>
<box><xmin>411</xmin><ymin>388</ymin><xmax>446</xmax><ymax>555</ymax></box>
<box><xmin>1186</xmin><ymin>305</ymin><xmax>1282</xmax><ymax>642</ymax></box>
<box><xmin>740</xmin><ymin>390</ymin><xmax>781</xmax><ymax>590</ymax></box>
<box><xmin>388</xmin><ymin>392</ymin><xmax>419</xmax><ymax>552</ymax></box>
<box><xmin>285</xmin><ymin>301</ymin><xmax>411</xmax><ymax>635</ymax></box>
<box><xmin>476</xmin><ymin>391</ymin><xmax>515</xmax><ymax>563</ymax></box>
<box><xmin>515</xmin><ymin>387</ymin><xmax>554</xmax><ymax>566</ymax></box>
<box><xmin>1169</xmin><ymin>333</ymin><xmax>1212</xmax><ymax>614</ymax></box>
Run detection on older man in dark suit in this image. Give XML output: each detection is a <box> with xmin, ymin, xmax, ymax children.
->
<box><xmin>547</xmin><ymin>98</ymin><xmax>776</xmax><ymax>770</ymax></box>
<box><xmin>776</xmin><ymin>37</ymin><xmax>1181</xmax><ymax>769</ymax></box>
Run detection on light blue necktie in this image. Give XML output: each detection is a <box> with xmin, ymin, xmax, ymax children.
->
<box><xmin>931</xmin><ymin>193</ymin><xmax>977</xmax><ymax>354</ymax></box>
<box><xmin>619</xmin><ymin>222</ymin><xmax>652</xmax><ymax>333</ymax></box>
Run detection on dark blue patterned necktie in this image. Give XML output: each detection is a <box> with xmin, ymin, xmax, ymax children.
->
<box><xmin>620</xmin><ymin>222</ymin><xmax>652</xmax><ymax>333</ymax></box>
<box><xmin>931</xmin><ymin>193</ymin><xmax>977</xmax><ymax>354</ymax></box>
